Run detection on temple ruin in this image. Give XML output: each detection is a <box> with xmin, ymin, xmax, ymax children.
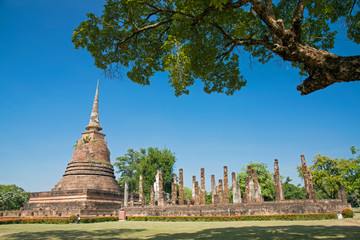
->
<box><xmin>1</xmin><ymin>82</ymin><xmax>125</xmax><ymax>218</ymax></box>
<box><xmin>124</xmin><ymin>157</ymin><xmax>350</xmax><ymax>217</ymax></box>
<box><xmin>0</xmin><ymin>83</ymin><xmax>351</xmax><ymax>219</ymax></box>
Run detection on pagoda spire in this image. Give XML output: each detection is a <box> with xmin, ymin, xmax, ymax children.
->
<box><xmin>86</xmin><ymin>80</ymin><xmax>102</xmax><ymax>131</ymax></box>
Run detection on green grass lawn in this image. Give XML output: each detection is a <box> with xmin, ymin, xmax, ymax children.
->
<box><xmin>1</xmin><ymin>218</ymin><xmax>360</xmax><ymax>240</ymax></box>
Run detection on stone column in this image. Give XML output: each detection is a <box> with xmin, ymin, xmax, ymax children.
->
<box><xmin>124</xmin><ymin>180</ymin><xmax>129</xmax><ymax>207</ymax></box>
<box><xmin>253</xmin><ymin>169</ymin><xmax>262</xmax><ymax>202</ymax></box>
<box><xmin>279</xmin><ymin>179</ymin><xmax>284</xmax><ymax>201</ymax></box>
<box><xmin>232</xmin><ymin>172</ymin><xmax>241</xmax><ymax>204</ymax></box>
<box><xmin>274</xmin><ymin>159</ymin><xmax>284</xmax><ymax>201</ymax></box>
<box><xmin>179</xmin><ymin>168</ymin><xmax>184</xmax><ymax>205</ymax></box>
<box><xmin>150</xmin><ymin>185</ymin><xmax>155</xmax><ymax>205</ymax></box>
<box><xmin>211</xmin><ymin>174</ymin><xmax>216</xmax><ymax>205</ymax></box>
<box><xmin>130</xmin><ymin>192</ymin><xmax>134</xmax><ymax>206</ymax></box>
<box><xmin>139</xmin><ymin>174</ymin><xmax>143</xmax><ymax>204</ymax></box>
<box><xmin>192</xmin><ymin>176</ymin><xmax>196</xmax><ymax>201</ymax></box>
<box><xmin>154</xmin><ymin>171</ymin><xmax>160</xmax><ymax>201</ymax></box>
<box><xmin>171</xmin><ymin>174</ymin><xmax>177</xmax><ymax>205</ymax></box>
<box><xmin>195</xmin><ymin>181</ymin><xmax>201</xmax><ymax>205</ymax></box>
<box><xmin>244</xmin><ymin>178</ymin><xmax>250</xmax><ymax>203</ymax></box>
<box><xmin>218</xmin><ymin>179</ymin><xmax>224</xmax><ymax>204</ymax></box>
<box><xmin>200</xmin><ymin>168</ymin><xmax>206</xmax><ymax>205</ymax></box>
<box><xmin>247</xmin><ymin>166</ymin><xmax>255</xmax><ymax>202</ymax></box>
<box><xmin>301</xmin><ymin>155</ymin><xmax>316</xmax><ymax>200</ymax></box>
<box><xmin>187</xmin><ymin>197</ymin><xmax>191</xmax><ymax>206</ymax></box>
<box><xmin>223</xmin><ymin>166</ymin><xmax>229</xmax><ymax>204</ymax></box>
<box><xmin>158</xmin><ymin>170</ymin><xmax>164</xmax><ymax>206</ymax></box>
<box><xmin>338</xmin><ymin>185</ymin><xmax>346</xmax><ymax>202</ymax></box>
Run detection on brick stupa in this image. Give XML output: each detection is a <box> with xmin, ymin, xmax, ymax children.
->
<box><xmin>22</xmin><ymin>82</ymin><xmax>123</xmax><ymax>217</ymax></box>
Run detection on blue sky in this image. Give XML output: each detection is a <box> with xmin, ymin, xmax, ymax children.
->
<box><xmin>0</xmin><ymin>0</ymin><xmax>359</xmax><ymax>192</ymax></box>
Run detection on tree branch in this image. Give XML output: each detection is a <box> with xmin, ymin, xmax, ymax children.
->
<box><xmin>217</xmin><ymin>43</ymin><xmax>237</xmax><ymax>60</ymax></box>
<box><xmin>265</xmin><ymin>0</ymin><xmax>275</xmax><ymax>19</ymax></box>
<box><xmin>139</xmin><ymin>1</ymin><xmax>193</xmax><ymax>18</ymax></box>
<box><xmin>192</xmin><ymin>0</ymin><xmax>249</xmax><ymax>26</ymax></box>
<box><xmin>211</xmin><ymin>22</ymin><xmax>235</xmax><ymax>41</ymax></box>
<box><xmin>250</xmin><ymin>0</ymin><xmax>285</xmax><ymax>40</ymax></box>
<box><xmin>291</xmin><ymin>0</ymin><xmax>305</xmax><ymax>42</ymax></box>
<box><xmin>117</xmin><ymin>18</ymin><xmax>174</xmax><ymax>46</ymax></box>
<box><xmin>349</xmin><ymin>0</ymin><xmax>357</xmax><ymax>16</ymax></box>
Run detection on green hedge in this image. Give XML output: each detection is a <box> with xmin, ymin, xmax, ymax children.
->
<box><xmin>126</xmin><ymin>213</ymin><xmax>338</xmax><ymax>222</ymax></box>
<box><xmin>0</xmin><ymin>216</ymin><xmax>118</xmax><ymax>225</ymax></box>
<box><xmin>0</xmin><ymin>213</ymin><xmax>340</xmax><ymax>224</ymax></box>
<box><xmin>342</xmin><ymin>209</ymin><xmax>354</xmax><ymax>218</ymax></box>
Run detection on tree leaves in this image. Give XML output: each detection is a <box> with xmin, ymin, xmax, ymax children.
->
<box><xmin>297</xmin><ymin>148</ymin><xmax>360</xmax><ymax>204</ymax></box>
<box><xmin>72</xmin><ymin>0</ymin><xmax>360</xmax><ymax>95</ymax></box>
<box><xmin>113</xmin><ymin>147</ymin><xmax>176</xmax><ymax>200</ymax></box>
<box><xmin>0</xmin><ymin>185</ymin><xmax>29</xmax><ymax>211</ymax></box>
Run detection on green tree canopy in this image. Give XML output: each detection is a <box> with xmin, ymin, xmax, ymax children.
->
<box><xmin>236</xmin><ymin>162</ymin><xmax>275</xmax><ymax>201</ymax></box>
<box><xmin>0</xmin><ymin>185</ymin><xmax>29</xmax><ymax>211</ymax></box>
<box><xmin>282</xmin><ymin>177</ymin><xmax>305</xmax><ymax>200</ymax></box>
<box><xmin>114</xmin><ymin>147</ymin><xmax>176</xmax><ymax>200</ymax></box>
<box><xmin>73</xmin><ymin>0</ymin><xmax>360</xmax><ymax>96</ymax></box>
<box><xmin>297</xmin><ymin>147</ymin><xmax>360</xmax><ymax>206</ymax></box>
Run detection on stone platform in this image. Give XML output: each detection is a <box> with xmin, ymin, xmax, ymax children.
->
<box><xmin>1</xmin><ymin>189</ymin><xmax>122</xmax><ymax>218</ymax></box>
<box><xmin>124</xmin><ymin>199</ymin><xmax>350</xmax><ymax>217</ymax></box>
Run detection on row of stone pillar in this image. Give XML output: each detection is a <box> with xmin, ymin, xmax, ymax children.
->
<box><xmin>129</xmin><ymin>155</ymin><xmax>318</xmax><ymax>206</ymax></box>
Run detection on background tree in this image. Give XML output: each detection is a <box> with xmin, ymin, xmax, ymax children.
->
<box><xmin>183</xmin><ymin>187</ymin><xmax>192</xmax><ymax>201</ymax></box>
<box><xmin>297</xmin><ymin>147</ymin><xmax>360</xmax><ymax>206</ymax></box>
<box><xmin>114</xmin><ymin>147</ymin><xmax>176</xmax><ymax>200</ymax></box>
<box><xmin>0</xmin><ymin>185</ymin><xmax>29</xmax><ymax>211</ymax></box>
<box><xmin>348</xmin><ymin>146</ymin><xmax>360</xmax><ymax>207</ymax></box>
<box><xmin>236</xmin><ymin>162</ymin><xmax>275</xmax><ymax>201</ymax></box>
<box><xmin>73</xmin><ymin>0</ymin><xmax>360</xmax><ymax>96</ymax></box>
<box><xmin>282</xmin><ymin>177</ymin><xmax>305</xmax><ymax>200</ymax></box>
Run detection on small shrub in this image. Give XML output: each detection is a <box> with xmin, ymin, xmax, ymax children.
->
<box><xmin>80</xmin><ymin>216</ymin><xmax>118</xmax><ymax>223</ymax></box>
<box><xmin>342</xmin><ymin>209</ymin><xmax>354</xmax><ymax>218</ymax></box>
<box><xmin>0</xmin><ymin>216</ymin><xmax>118</xmax><ymax>225</ymax></box>
<box><xmin>68</xmin><ymin>215</ymin><xmax>78</xmax><ymax>223</ymax></box>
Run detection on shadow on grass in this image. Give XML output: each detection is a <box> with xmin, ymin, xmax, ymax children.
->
<box><xmin>3</xmin><ymin>225</ymin><xmax>360</xmax><ymax>240</ymax></box>
<box><xmin>148</xmin><ymin>225</ymin><xmax>360</xmax><ymax>240</ymax></box>
<box><xmin>2</xmin><ymin>228</ymin><xmax>145</xmax><ymax>240</ymax></box>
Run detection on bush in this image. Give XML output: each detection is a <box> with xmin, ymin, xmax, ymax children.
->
<box><xmin>0</xmin><ymin>185</ymin><xmax>29</xmax><ymax>211</ymax></box>
<box><xmin>126</xmin><ymin>213</ymin><xmax>338</xmax><ymax>222</ymax></box>
<box><xmin>342</xmin><ymin>209</ymin><xmax>354</xmax><ymax>218</ymax></box>
<box><xmin>68</xmin><ymin>215</ymin><xmax>78</xmax><ymax>223</ymax></box>
<box><xmin>80</xmin><ymin>216</ymin><xmax>118</xmax><ymax>223</ymax></box>
<box><xmin>0</xmin><ymin>216</ymin><xmax>119</xmax><ymax>225</ymax></box>
<box><xmin>0</xmin><ymin>218</ymin><xmax>69</xmax><ymax>224</ymax></box>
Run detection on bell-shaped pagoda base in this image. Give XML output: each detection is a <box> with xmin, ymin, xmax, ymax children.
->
<box><xmin>22</xmin><ymin>130</ymin><xmax>124</xmax><ymax>217</ymax></box>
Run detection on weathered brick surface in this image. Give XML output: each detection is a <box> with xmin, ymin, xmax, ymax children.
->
<box><xmin>200</xmin><ymin>168</ymin><xmax>206</xmax><ymax>205</ymax></box>
<box><xmin>158</xmin><ymin>170</ymin><xmax>164</xmax><ymax>206</ymax></box>
<box><xmin>211</xmin><ymin>174</ymin><xmax>215</xmax><ymax>205</ymax></box>
<box><xmin>274</xmin><ymin>159</ymin><xmax>284</xmax><ymax>201</ymax></box>
<box><xmin>232</xmin><ymin>172</ymin><xmax>241</xmax><ymax>204</ymax></box>
<box><xmin>247</xmin><ymin>166</ymin><xmax>255</xmax><ymax>202</ymax></box>
<box><xmin>223</xmin><ymin>166</ymin><xmax>229</xmax><ymax>204</ymax></box>
<box><xmin>16</xmin><ymin>130</ymin><xmax>125</xmax><ymax>217</ymax></box>
<box><xmin>53</xmin><ymin>131</ymin><xmax>121</xmax><ymax>194</ymax></box>
<box><xmin>301</xmin><ymin>155</ymin><xmax>316</xmax><ymax>200</ymax></box>
<box><xmin>253</xmin><ymin>169</ymin><xmax>262</xmax><ymax>202</ymax></box>
<box><xmin>171</xmin><ymin>174</ymin><xmax>177</xmax><ymax>205</ymax></box>
<box><xmin>124</xmin><ymin>199</ymin><xmax>350</xmax><ymax>217</ymax></box>
<box><xmin>179</xmin><ymin>169</ymin><xmax>184</xmax><ymax>205</ymax></box>
<box><xmin>139</xmin><ymin>174</ymin><xmax>143</xmax><ymax>204</ymax></box>
<box><xmin>2</xmin><ymin>189</ymin><xmax>126</xmax><ymax>217</ymax></box>
<box><xmin>218</xmin><ymin>179</ymin><xmax>223</xmax><ymax>205</ymax></box>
